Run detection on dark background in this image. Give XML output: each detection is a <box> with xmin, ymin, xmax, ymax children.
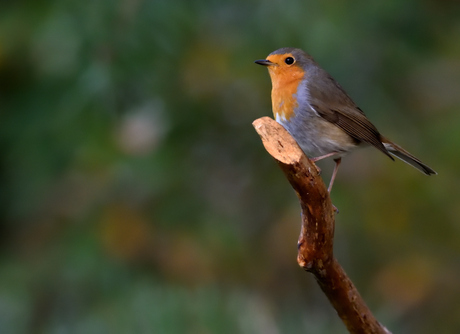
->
<box><xmin>1</xmin><ymin>0</ymin><xmax>460</xmax><ymax>333</ymax></box>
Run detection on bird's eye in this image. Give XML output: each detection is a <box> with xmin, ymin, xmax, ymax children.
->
<box><xmin>284</xmin><ymin>57</ymin><xmax>295</xmax><ymax>65</ymax></box>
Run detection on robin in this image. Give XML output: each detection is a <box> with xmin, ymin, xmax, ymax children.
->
<box><xmin>255</xmin><ymin>47</ymin><xmax>436</xmax><ymax>193</ymax></box>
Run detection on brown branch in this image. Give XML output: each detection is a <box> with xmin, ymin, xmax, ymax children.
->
<box><xmin>253</xmin><ymin>117</ymin><xmax>391</xmax><ymax>334</ymax></box>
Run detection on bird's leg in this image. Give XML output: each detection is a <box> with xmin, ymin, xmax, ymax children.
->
<box><xmin>328</xmin><ymin>158</ymin><xmax>342</xmax><ymax>214</ymax></box>
<box><xmin>310</xmin><ymin>152</ymin><xmax>339</xmax><ymax>175</ymax></box>
<box><xmin>328</xmin><ymin>158</ymin><xmax>341</xmax><ymax>193</ymax></box>
<box><xmin>311</xmin><ymin>155</ymin><xmax>341</xmax><ymax>213</ymax></box>
<box><xmin>311</xmin><ymin>152</ymin><xmax>339</xmax><ymax>163</ymax></box>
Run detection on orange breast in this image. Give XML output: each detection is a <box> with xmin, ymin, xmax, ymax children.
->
<box><xmin>268</xmin><ymin>65</ymin><xmax>305</xmax><ymax>121</ymax></box>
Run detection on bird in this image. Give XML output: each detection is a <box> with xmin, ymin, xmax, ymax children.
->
<box><xmin>255</xmin><ymin>47</ymin><xmax>436</xmax><ymax>193</ymax></box>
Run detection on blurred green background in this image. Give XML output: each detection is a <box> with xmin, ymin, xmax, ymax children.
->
<box><xmin>1</xmin><ymin>0</ymin><xmax>460</xmax><ymax>333</ymax></box>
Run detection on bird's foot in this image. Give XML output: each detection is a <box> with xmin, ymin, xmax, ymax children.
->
<box><xmin>332</xmin><ymin>204</ymin><xmax>339</xmax><ymax>214</ymax></box>
<box><xmin>312</xmin><ymin>163</ymin><xmax>321</xmax><ymax>175</ymax></box>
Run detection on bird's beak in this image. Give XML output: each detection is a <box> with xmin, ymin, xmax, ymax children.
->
<box><xmin>254</xmin><ymin>59</ymin><xmax>275</xmax><ymax>66</ymax></box>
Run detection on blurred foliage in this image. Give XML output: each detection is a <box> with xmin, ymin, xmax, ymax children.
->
<box><xmin>1</xmin><ymin>0</ymin><xmax>460</xmax><ymax>333</ymax></box>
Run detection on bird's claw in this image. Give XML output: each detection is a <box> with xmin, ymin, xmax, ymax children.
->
<box><xmin>332</xmin><ymin>204</ymin><xmax>339</xmax><ymax>214</ymax></box>
<box><xmin>313</xmin><ymin>163</ymin><xmax>321</xmax><ymax>175</ymax></box>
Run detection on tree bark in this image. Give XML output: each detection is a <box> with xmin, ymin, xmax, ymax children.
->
<box><xmin>253</xmin><ymin>116</ymin><xmax>391</xmax><ymax>334</ymax></box>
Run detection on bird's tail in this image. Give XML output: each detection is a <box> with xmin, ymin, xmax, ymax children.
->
<box><xmin>381</xmin><ymin>137</ymin><xmax>437</xmax><ymax>175</ymax></box>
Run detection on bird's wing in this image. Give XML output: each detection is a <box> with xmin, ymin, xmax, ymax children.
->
<box><xmin>308</xmin><ymin>74</ymin><xmax>393</xmax><ymax>160</ymax></box>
